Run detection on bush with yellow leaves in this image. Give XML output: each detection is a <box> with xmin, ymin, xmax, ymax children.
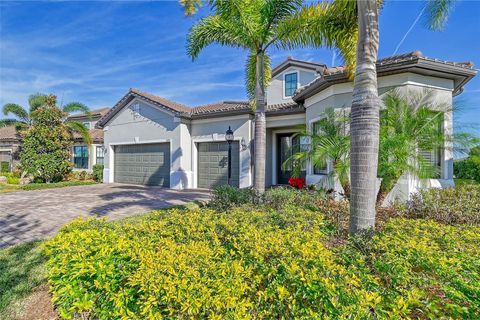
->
<box><xmin>44</xmin><ymin>207</ymin><xmax>479</xmax><ymax>319</ymax></box>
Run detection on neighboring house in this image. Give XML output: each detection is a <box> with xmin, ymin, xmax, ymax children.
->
<box><xmin>96</xmin><ymin>51</ymin><xmax>476</xmax><ymax>199</ymax></box>
<box><xmin>68</xmin><ymin>108</ymin><xmax>110</xmax><ymax>172</ymax></box>
<box><xmin>0</xmin><ymin>126</ymin><xmax>22</xmax><ymax>171</ymax></box>
<box><xmin>0</xmin><ymin>108</ymin><xmax>109</xmax><ymax>173</ymax></box>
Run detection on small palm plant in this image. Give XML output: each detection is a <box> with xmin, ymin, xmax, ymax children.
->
<box><xmin>284</xmin><ymin>108</ymin><xmax>351</xmax><ymax>197</ymax></box>
<box><xmin>377</xmin><ymin>89</ymin><xmax>477</xmax><ymax>197</ymax></box>
<box><xmin>2</xmin><ymin>93</ymin><xmax>92</xmax><ymax>144</ymax></box>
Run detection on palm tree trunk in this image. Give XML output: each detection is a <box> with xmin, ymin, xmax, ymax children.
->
<box><xmin>349</xmin><ymin>0</ymin><xmax>380</xmax><ymax>235</ymax></box>
<box><xmin>253</xmin><ymin>51</ymin><xmax>266</xmax><ymax>193</ymax></box>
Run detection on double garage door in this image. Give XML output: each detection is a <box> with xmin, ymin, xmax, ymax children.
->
<box><xmin>114</xmin><ymin>143</ymin><xmax>170</xmax><ymax>187</ymax></box>
<box><xmin>113</xmin><ymin>142</ymin><xmax>240</xmax><ymax>189</ymax></box>
<box><xmin>198</xmin><ymin>141</ymin><xmax>239</xmax><ymax>188</ymax></box>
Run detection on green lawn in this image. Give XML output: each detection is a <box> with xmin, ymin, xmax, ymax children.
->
<box><xmin>0</xmin><ymin>180</ymin><xmax>97</xmax><ymax>193</ymax></box>
<box><xmin>454</xmin><ymin>178</ymin><xmax>479</xmax><ymax>186</ymax></box>
<box><xmin>0</xmin><ymin>242</ymin><xmax>47</xmax><ymax>319</ymax></box>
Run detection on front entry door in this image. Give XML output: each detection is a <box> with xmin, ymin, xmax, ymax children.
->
<box><xmin>277</xmin><ymin>133</ymin><xmax>299</xmax><ymax>184</ymax></box>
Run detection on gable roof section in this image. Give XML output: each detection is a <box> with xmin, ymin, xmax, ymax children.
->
<box><xmin>0</xmin><ymin>126</ymin><xmax>21</xmax><ymax>141</ymax></box>
<box><xmin>68</xmin><ymin>107</ymin><xmax>111</xmax><ymax>121</ymax></box>
<box><xmin>271</xmin><ymin>56</ymin><xmax>326</xmax><ymax>77</ymax></box>
<box><xmin>97</xmin><ymin>90</ymin><xmax>305</xmax><ymax>127</ymax></box>
<box><xmin>96</xmin><ymin>88</ymin><xmax>192</xmax><ymax>127</ymax></box>
<box><xmin>294</xmin><ymin>51</ymin><xmax>477</xmax><ymax>102</ymax></box>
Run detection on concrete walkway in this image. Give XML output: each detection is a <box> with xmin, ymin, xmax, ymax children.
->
<box><xmin>0</xmin><ymin>183</ymin><xmax>210</xmax><ymax>248</ymax></box>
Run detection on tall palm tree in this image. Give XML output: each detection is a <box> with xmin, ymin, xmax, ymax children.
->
<box><xmin>348</xmin><ymin>0</ymin><xmax>457</xmax><ymax>234</ymax></box>
<box><xmin>284</xmin><ymin>108</ymin><xmax>351</xmax><ymax>197</ymax></box>
<box><xmin>186</xmin><ymin>0</ymin><xmax>357</xmax><ymax>193</ymax></box>
<box><xmin>2</xmin><ymin>93</ymin><xmax>92</xmax><ymax>144</ymax></box>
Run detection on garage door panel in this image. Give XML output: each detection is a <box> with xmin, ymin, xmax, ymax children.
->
<box><xmin>197</xmin><ymin>142</ymin><xmax>240</xmax><ymax>188</ymax></box>
<box><xmin>114</xmin><ymin>143</ymin><xmax>170</xmax><ymax>187</ymax></box>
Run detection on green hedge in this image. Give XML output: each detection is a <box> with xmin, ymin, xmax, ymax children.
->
<box><xmin>454</xmin><ymin>155</ymin><xmax>480</xmax><ymax>182</ymax></box>
<box><xmin>404</xmin><ymin>184</ymin><xmax>480</xmax><ymax>225</ymax></box>
<box><xmin>43</xmin><ymin>207</ymin><xmax>480</xmax><ymax>319</ymax></box>
<box><xmin>0</xmin><ymin>161</ymin><xmax>10</xmax><ymax>172</ymax></box>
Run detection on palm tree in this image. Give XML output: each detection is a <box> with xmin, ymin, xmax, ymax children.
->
<box><xmin>378</xmin><ymin>90</ymin><xmax>446</xmax><ymax>197</ymax></box>
<box><xmin>378</xmin><ymin>90</ymin><xmax>479</xmax><ymax>199</ymax></box>
<box><xmin>348</xmin><ymin>0</ymin><xmax>458</xmax><ymax>234</ymax></box>
<box><xmin>186</xmin><ymin>0</ymin><xmax>357</xmax><ymax>193</ymax></box>
<box><xmin>284</xmin><ymin>108</ymin><xmax>351</xmax><ymax>197</ymax></box>
<box><xmin>2</xmin><ymin>93</ymin><xmax>92</xmax><ymax>144</ymax></box>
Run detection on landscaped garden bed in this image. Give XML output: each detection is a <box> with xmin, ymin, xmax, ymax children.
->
<box><xmin>0</xmin><ymin>170</ymin><xmax>99</xmax><ymax>193</ymax></box>
<box><xmin>1</xmin><ymin>185</ymin><xmax>477</xmax><ymax>319</ymax></box>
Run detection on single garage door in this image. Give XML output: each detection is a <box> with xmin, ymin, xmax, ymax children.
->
<box><xmin>198</xmin><ymin>141</ymin><xmax>240</xmax><ymax>188</ymax></box>
<box><xmin>114</xmin><ymin>143</ymin><xmax>170</xmax><ymax>186</ymax></box>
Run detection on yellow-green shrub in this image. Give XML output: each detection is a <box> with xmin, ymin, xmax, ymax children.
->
<box><xmin>44</xmin><ymin>208</ymin><xmax>381</xmax><ymax>319</ymax></box>
<box><xmin>342</xmin><ymin>218</ymin><xmax>480</xmax><ymax>319</ymax></box>
<box><xmin>44</xmin><ymin>208</ymin><xmax>480</xmax><ymax>319</ymax></box>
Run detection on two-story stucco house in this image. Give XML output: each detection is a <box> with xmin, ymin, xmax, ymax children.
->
<box><xmin>96</xmin><ymin>51</ymin><xmax>476</xmax><ymax>200</ymax></box>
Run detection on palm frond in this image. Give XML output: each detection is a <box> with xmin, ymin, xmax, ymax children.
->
<box><xmin>65</xmin><ymin>120</ymin><xmax>92</xmax><ymax>145</ymax></box>
<box><xmin>2</xmin><ymin>103</ymin><xmax>30</xmax><ymax>123</ymax></box>
<box><xmin>274</xmin><ymin>0</ymin><xmax>358</xmax><ymax>70</ymax></box>
<box><xmin>187</xmin><ymin>14</ymin><xmax>251</xmax><ymax>60</ymax></box>
<box><xmin>63</xmin><ymin>102</ymin><xmax>90</xmax><ymax>116</ymax></box>
<box><xmin>0</xmin><ymin>118</ymin><xmax>24</xmax><ymax>128</ymax></box>
<box><xmin>179</xmin><ymin>0</ymin><xmax>204</xmax><ymax>16</ymax></box>
<box><xmin>246</xmin><ymin>51</ymin><xmax>271</xmax><ymax>100</ymax></box>
<box><xmin>425</xmin><ymin>0</ymin><xmax>455</xmax><ymax>31</ymax></box>
<box><xmin>283</xmin><ymin>107</ymin><xmax>351</xmax><ymax>184</ymax></box>
<box><xmin>28</xmin><ymin>93</ymin><xmax>47</xmax><ymax>113</ymax></box>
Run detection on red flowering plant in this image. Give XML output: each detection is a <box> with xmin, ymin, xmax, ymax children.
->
<box><xmin>288</xmin><ymin>177</ymin><xmax>305</xmax><ymax>189</ymax></box>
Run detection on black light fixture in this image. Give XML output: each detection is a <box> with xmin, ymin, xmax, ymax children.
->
<box><xmin>225</xmin><ymin>126</ymin><xmax>234</xmax><ymax>185</ymax></box>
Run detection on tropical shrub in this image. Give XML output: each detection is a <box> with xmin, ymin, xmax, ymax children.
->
<box><xmin>20</xmin><ymin>104</ymin><xmax>73</xmax><ymax>183</ymax></box>
<box><xmin>0</xmin><ymin>161</ymin><xmax>10</xmax><ymax>172</ymax></box>
<box><xmin>5</xmin><ymin>93</ymin><xmax>91</xmax><ymax>182</ymax></box>
<box><xmin>454</xmin><ymin>155</ymin><xmax>480</xmax><ymax>182</ymax></box>
<box><xmin>92</xmin><ymin>164</ymin><xmax>104</xmax><ymax>182</ymax></box>
<box><xmin>263</xmin><ymin>186</ymin><xmax>324</xmax><ymax>211</ymax></box>
<box><xmin>44</xmin><ymin>207</ymin><xmax>480</xmax><ymax>319</ymax></box>
<box><xmin>285</xmin><ymin>108</ymin><xmax>350</xmax><ymax>195</ymax></box>
<box><xmin>342</xmin><ymin>218</ymin><xmax>480</xmax><ymax>319</ymax></box>
<box><xmin>0</xmin><ymin>171</ymin><xmax>20</xmax><ymax>184</ymax></box>
<box><xmin>403</xmin><ymin>184</ymin><xmax>480</xmax><ymax>225</ymax></box>
<box><xmin>208</xmin><ymin>185</ymin><xmax>254</xmax><ymax>211</ymax></box>
<box><xmin>44</xmin><ymin>207</ymin><xmax>379</xmax><ymax>319</ymax></box>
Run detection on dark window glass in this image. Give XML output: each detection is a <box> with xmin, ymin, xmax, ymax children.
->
<box><xmin>73</xmin><ymin>146</ymin><xmax>89</xmax><ymax>169</ymax></box>
<box><xmin>96</xmin><ymin>146</ymin><xmax>105</xmax><ymax>165</ymax></box>
<box><xmin>284</xmin><ymin>73</ymin><xmax>298</xmax><ymax>97</ymax></box>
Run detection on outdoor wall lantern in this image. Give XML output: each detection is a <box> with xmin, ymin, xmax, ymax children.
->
<box><xmin>225</xmin><ymin>126</ymin><xmax>234</xmax><ymax>185</ymax></box>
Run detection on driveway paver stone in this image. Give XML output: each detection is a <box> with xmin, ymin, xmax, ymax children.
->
<box><xmin>0</xmin><ymin>183</ymin><xmax>210</xmax><ymax>248</ymax></box>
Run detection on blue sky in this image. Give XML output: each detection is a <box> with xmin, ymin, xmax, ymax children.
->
<box><xmin>0</xmin><ymin>0</ymin><xmax>479</xmax><ymax>129</ymax></box>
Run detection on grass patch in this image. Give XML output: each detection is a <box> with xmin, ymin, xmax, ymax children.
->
<box><xmin>0</xmin><ymin>184</ymin><xmax>21</xmax><ymax>193</ymax></box>
<box><xmin>455</xmin><ymin>178</ymin><xmax>479</xmax><ymax>186</ymax></box>
<box><xmin>0</xmin><ymin>180</ymin><xmax>96</xmax><ymax>193</ymax></box>
<box><xmin>0</xmin><ymin>241</ymin><xmax>48</xmax><ymax>319</ymax></box>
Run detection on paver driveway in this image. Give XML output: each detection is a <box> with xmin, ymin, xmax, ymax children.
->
<box><xmin>0</xmin><ymin>183</ymin><xmax>210</xmax><ymax>248</ymax></box>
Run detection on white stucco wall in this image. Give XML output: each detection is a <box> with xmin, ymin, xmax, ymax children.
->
<box><xmin>102</xmin><ymin>98</ymin><xmax>190</xmax><ymax>189</ymax></box>
<box><xmin>303</xmin><ymin>72</ymin><xmax>455</xmax><ymax>199</ymax></box>
<box><xmin>267</xmin><ymin>67</ymin><xmax>317</xmax><ymax>105</ymax></box>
